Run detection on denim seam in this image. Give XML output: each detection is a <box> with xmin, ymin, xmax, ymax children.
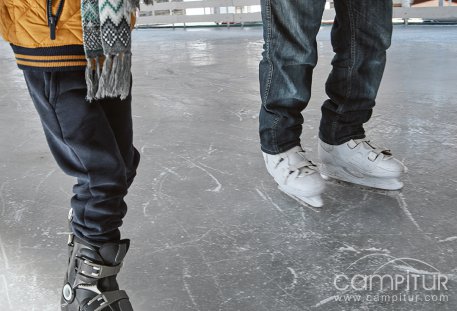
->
<box><xmin>345</xmin><ymin>0</ymin><xmax>357</xmax><ymax>110</ymax></box>
<box><xmin>262</xmin><ymin>0</ymin><xmax>280</xmax><ymax>154</ymax></box>
<box><xmin>271</xmin><ymin>114</ymin><xmax>280</xmax><ymax>153</ymax></box>
<box><xmin>263</xmin><ymin>0</ymin><xmax>273</xmax><ymax>109</ymax></box>
<box><xmin>332</xmin><ymin>0</ymin><xmax>357</xmax><ymax>143</ymax></box>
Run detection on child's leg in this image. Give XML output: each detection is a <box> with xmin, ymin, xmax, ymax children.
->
<box><xmin>23</xmin><ymin>70</ymin><xmax>138</xmax><ymax>245</ymax></box>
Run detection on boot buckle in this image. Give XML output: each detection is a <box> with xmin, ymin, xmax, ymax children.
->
<box><xmin>82</xmin><ymin>259</ymin><xmax>102</xmax><ymax>277</ymax></box>
<box><xmin>77</xmin><ymin>258</ymin><xmax>123</xmax><ymax>279</ymax></box>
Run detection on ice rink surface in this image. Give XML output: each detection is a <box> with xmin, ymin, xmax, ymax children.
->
<box><xmin>0</xmin><ymin>25</ymin><xmax>456</xmax><ymax>311</ymax></box>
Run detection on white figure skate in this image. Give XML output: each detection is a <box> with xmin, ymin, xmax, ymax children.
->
<box><xmin>263</xmin><ymin>146</ymin><xmax>325</xmax><ymax>207</ymax></box>
<box><xmin>318</xmin><ymin>138</ymin><xmax>407</xmax><ymax>190</ymax></box>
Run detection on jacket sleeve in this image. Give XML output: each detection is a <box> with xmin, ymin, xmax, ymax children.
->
<box><xmin>0</xmin><ymin>0</ymin><xmax>13</xmax><ymax>43</ymax></box>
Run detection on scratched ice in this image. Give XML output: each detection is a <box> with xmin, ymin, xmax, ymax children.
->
<box><xmin>0</xmin><ymin>25</ymin><xmax>456</xmax><ymax>311</ymax></box>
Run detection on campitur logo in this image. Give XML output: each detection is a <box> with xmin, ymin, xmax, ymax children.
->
<box><xmin>334</xmin><ymin>268</ymin><xmax>448</xmax><ymax>292</ymax></box>
<box><xmin>319</xmin><ymin>254</ymin><xmax>452</xmax><ymax>306</ymax></box>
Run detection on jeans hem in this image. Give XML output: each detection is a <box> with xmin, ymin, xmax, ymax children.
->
<box><xmin>318</xmin><ymin>132</ymin><xmax>366</xmax><ymax>146</ymax></box>
<box><xmin>261</xmin><ymin>141</ymin><xmax>302</xmax><ymax>155</ymax></box>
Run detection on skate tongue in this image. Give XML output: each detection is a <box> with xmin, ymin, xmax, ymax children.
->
<box><xmin>284</xmin><ymin>147</ymin><xmax>306</xmax><ymax>164</ymax></box>
<box><xmin>99</xmin><ymin>239</ymin><xmax>130</xmax><ymax>265</ymax></box>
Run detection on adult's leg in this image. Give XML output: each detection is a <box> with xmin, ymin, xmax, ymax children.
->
<box><xmin>259</xmin><ymin>0</ymin><xmax>327</xmax><ymax>154</ymax></box>
<box><xmin>320</xmin><ymin>0</ymin><xmax>393</xmax><ymax>145</ymax></box>
<box><xmin>259</xmin><ymin>0</ymin><xmax>327</xmax><ymax>207</ymax></box>
<box><xmin>318</xmin><ymin>1</ymin><xmax>406</xmax><ymax>191</ymax></box>
<box><xmin>23</xmin><ymin>70</ymin><xmax>136</xmax><ymax>245</ymax></box>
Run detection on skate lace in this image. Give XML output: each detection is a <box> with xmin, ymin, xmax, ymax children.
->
<box><xmin>285</xmin><ymin>151</ymin><xmax>317</xmax><ymax>176</ymax></box>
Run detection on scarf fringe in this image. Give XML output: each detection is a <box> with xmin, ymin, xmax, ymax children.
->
<box><xmin>85</xmin><ymin>53</ymin><xmax>132</xmax><ymax>101</ymax></box>
<box><xmin>85</xmin><ymin>57</ymin><xmax>100</xmax><ymax>101</ymax></box>
<box><xmin>83</xmin><ymin>0</ymin><xmax>152</xmax><ymax>100</ymax></box>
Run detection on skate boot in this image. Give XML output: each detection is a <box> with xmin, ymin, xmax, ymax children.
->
<box><xmin>318</xmin><ymin>138</ymin><xmax>407</xmax><ymax>190</ymax></box>
<box><xmin>61</xmin><ymin>211</ymin><xmax>133</xmax><ymax>310</ymax></box>
<box><xmin>263</xmin><ymin>146</ymin><xmax>325</xmax><ymax>207</ymax></box>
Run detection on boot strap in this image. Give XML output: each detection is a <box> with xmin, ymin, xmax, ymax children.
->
<box><xmin>76</xmin><ymin>257</ymin><xmax>123</xmax><ymax>279</ymax></box>
<box><xmin>82</xmin><ymin>290</ymin><xmax>130</xmax><ymax>311</ymax></box>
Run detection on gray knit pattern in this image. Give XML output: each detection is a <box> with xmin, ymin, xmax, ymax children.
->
<box><xmin>81</xmin><ymin>0</ymin><xmax>153</xmax><ymax>100</ymax></box>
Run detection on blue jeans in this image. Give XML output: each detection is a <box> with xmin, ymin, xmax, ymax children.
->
<box><xmin>259</xmin><ymin>0</ymin><xmax>393</xmax><ymax>154</ymax></box>
<box><xmin>23</xmin><ymin>70</ymin><xmax>140</xmax><ymax>245</ymax></box>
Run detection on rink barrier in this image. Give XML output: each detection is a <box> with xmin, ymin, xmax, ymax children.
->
<box><xmin>138</xmin><ymin>0</ymin><xmax>457</xmax><ymax>26</ymax></box>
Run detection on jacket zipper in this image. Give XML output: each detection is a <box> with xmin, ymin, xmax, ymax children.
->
<box><xmin>47</xmin><ymin>0</ymin><xmax>65</xmax><ymax>40</ymax></box>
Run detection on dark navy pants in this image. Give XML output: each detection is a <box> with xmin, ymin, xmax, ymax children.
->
<box><xmin>23</xmin><ymin>70</ymin><xmax>140</xmax><ymax>245</ymax></box>
<box><xmin>259</xmin><ymin>0</ymin><xmax>393</xmax><ymax>154</ymax></box>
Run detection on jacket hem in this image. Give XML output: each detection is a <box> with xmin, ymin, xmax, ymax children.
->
<box><xmin>11</xmin><ymin>44</ymin><xmax>87</xmax><ymax>71</ymax></box>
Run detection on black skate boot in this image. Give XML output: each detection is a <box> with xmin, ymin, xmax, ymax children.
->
<box><xmin>61</xmin><ymin>211</ymin><xmax>133</xmax><ymax>310</ymax></box>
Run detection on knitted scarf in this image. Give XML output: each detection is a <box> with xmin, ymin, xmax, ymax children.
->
<box><xmin>81</xmin><ymin>0</ymin><xmax>152</xmax><ymax>100</ymax></box>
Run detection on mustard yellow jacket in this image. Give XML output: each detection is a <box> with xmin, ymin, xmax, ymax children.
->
<box><xmin>0</xmin><ymin>0</ymin><xmax>136</xmax><ymax>71</ymax></box>
<box><xmin>0</xmin><ymin>0</ymin><xmax>87</xmax><ymax>71</ymax></box>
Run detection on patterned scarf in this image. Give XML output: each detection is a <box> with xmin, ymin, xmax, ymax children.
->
<box><xmin>81</xmin><ymin>0</ymin><xmax>152</xmax><ymax>100</ymax></box>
